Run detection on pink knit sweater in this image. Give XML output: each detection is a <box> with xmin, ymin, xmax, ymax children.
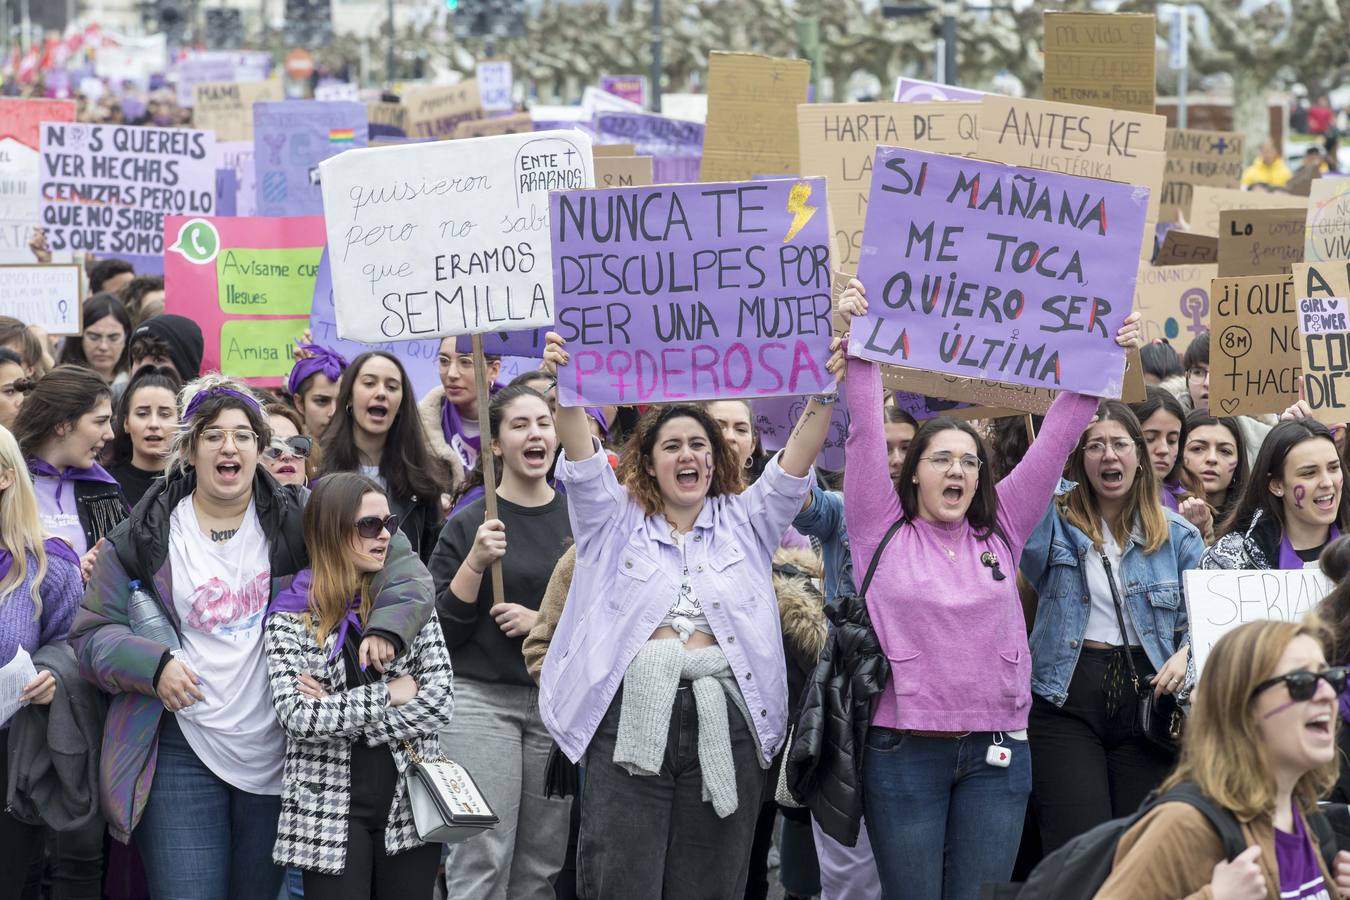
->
<box><xmin>844</xmin><ymin>357</ymin><xmax>1097</xmax><ymax>732</ymax></box>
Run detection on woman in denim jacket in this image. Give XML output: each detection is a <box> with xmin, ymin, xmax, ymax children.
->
<box><xmin>1021</xmin><ymin>400</ymin><xmax>1203</xmax><ymax>855</ymax></box>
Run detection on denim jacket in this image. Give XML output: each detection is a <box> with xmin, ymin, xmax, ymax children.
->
<box><xmin>1021</xmin><ymin>480</ymin><xmax>1204</xmax><ymax>706</ymax></box>
<box><xmin>540</xmin><ymin>439</ymin><xmax>812</xmax><ymax>765</ymax></box>
<box><xmin>791</xmin><ymin>484</ymin><xmax>856</xmax><ymax>605</ymax></box>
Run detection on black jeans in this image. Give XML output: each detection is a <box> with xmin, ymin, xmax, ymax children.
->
<box><xmin>1029</xmin><ymin>646</ymin><xmax>1175</xmax><ymax>854</ymax></box>
<box><xmin>0</xmin><ymin>727</ymin><xmax>44</xmax><ymax>900</ymax></box>
<box><xmin>577</xmin><ymin>685</ymin><xmax>767</xmax><ymax>900</ymax></box>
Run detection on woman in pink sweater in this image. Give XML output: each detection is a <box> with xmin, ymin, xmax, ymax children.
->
<box><xmin>836</xmin><ymin>279</ymin><xmax>1141</xmax><ymax>900</ymax></box>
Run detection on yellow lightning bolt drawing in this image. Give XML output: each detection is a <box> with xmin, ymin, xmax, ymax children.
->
<box><xmin>782</xmin><ymin>181</ymin><xmax>817</xmax><ymax>243</ymax></box>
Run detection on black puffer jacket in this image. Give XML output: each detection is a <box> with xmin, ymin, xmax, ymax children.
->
<box><xmin>784</xmin><ymin>591</ymin><xmax>889</xmax><ymax>846</ymax></box>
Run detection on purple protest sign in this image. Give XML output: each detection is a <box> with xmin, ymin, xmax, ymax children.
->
<box><xmin>39</xmin><ymin>122</ymin><xmax>216</xmax><ymax>257</ymax></box>
<box><xmin>452</xmin><ymin>329</ymin><xmax>547</xmax><ymax>358</ymax></box>
<box><xmin>599</xmin><ymin>75</ymin><xmax>647</xmax><ymax>108</ymax></box>
<box><xmin>853</xmin><ymin>147</ymin><xmax>1149</xmax><ymax>398</ymax></box>
<box><xmin>253</xmin><ymin>101</ymin><xmax>368</xmax><ymax>217</ymax></box>
<box><xmin>754</xmin><ymin>388</ymin><xmax>850</xmax><ymax>469</ymax></box>
<box><xmin>593</xmin><ymin>112</ymin><xmax>702</xmax><ymax>184</ymax></box>
<box><xmin>550</xmin><ymin>177</ymin><xmax>835</xmax><ymax>406</ymax></box>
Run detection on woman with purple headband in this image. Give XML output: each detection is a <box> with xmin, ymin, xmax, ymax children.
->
<box><xmin>287</xmin><ymin>343</ymin><xmax>348</xmax><ymax>440</ymax></box>
<box><xmin>70</xmin><ymin>374</ymin><xmax>435</xmax><ymax>900</ymax></box>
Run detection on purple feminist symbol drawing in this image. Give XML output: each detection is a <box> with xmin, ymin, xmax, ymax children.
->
<box><xmin>1180</xmin><ymin>288</ymin><xmax>1209</xmax><ymax>337</ymax></box>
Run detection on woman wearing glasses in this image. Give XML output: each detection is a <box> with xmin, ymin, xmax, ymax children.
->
<box><xmin>263</xmin><ymin>403</ymin><xmax>318</xmax><ymax>488</ymax></box>
<box><xmin>266</xmin><ymin>473</ymin><xmax>451</xmax><ymax>898</ymax></box>
<box><xmin>105</xmin><ymin>366</ymin><xmax>181</xmax><ymax>507</ymax></box>
<box><xmin>70</xmin><ymin>375</ymin><xmax>434</xmax><ymax>900</ymax></box>
<box><xmin>1020</xmin><ymin>401</ymin><xmax>1202</xmax><ymax>856</ymax></box>
<box><xmin>835</xmin><ymin>280</ymin><xmax>1143</xmax><ymax>900</ymax></box>
<box><xmin>1097</xmin><ymin>618</ymin><xmax>1350</xmax><ymax>899</ymax></box>
<box><xmin>58</xmin><ymin>294</ymin><xmax>132</xmax><ymax>387</ymax></box>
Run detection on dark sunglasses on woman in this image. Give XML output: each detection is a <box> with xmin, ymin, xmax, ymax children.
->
<box><xmin>354</xmin><ymin>514</ymin><xmax>400</xmax><ymax>539</ymax></box>
<box><xmin>262</xmin><ymin>435</ymin><xmax>313</xmax><ymax>461</ymax></box>
<box><xmin>1251</xmin><ymin>666</ymin><xmax>1349</xmax><ymax>702</ymax></box>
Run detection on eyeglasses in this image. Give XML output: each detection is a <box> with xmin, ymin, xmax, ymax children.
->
<box><xmin>354</xmin><ymin>514</ymin><xmax>400</xmax><ymax>539</ymax></box>
<box><xmin>199</xmin><ymin>428</ymin><xmax>258</xmax><ymax>449</ymax></box>
<box><xmin>1251</xmin><ymin>666</ymin><xmax>1348</xmax><ymax>701</ymax></box>
<box><xmin>262</xmin><ymin>435</ymin><xmax>313</xmax><ymax>461</ymax></box>
<box><xmin>919</xmin><ymin>453</ymin><xmax>982</xmax><ymax>474</ymax></box>
<box><xmin>1083</xmin><ymin>438</ymin><xmax>1139</xmax><ymax>458</ymax></box>
<box><xmin>84</xmin><ymin>331</ymin><xmax>125</xmax><ymax>346</ymax></box>
<box><xmin>1187</xmin><ymin>366</ymin><xmax>1209</xmax><ymax>383</ymax></box>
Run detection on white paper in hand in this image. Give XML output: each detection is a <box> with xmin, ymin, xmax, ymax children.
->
<box><xmin>0</xmin><ymin>646</ymin><xmax>38</xmax><ymax>726</ymax></box>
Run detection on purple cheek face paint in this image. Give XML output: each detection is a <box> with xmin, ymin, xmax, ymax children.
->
<box><xmin>704</xmin><ymin>452</ymin><xmax>714</xmax><ymax>476</ymax></box>
<box><xmin>1294</xmin><ymin>485</ymin><xmax>1307</xmax><ymax>510</ymax></box>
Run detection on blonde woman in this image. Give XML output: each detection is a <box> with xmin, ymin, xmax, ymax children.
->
<box><xmin>1099</xmin><ymin>617</ymin><xmax>1350</xmax><ymax>898</ymax></box>
<box><xmin>266</xmin><ymin>473</ymin><xmax>452</xmax><ymax>898</ymax></box>
<box><xmin>0</xmin><ymin>425</ymin><xmax>84</xmax><ymax>900</ymax></box>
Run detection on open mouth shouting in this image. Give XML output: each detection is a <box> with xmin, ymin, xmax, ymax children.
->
<box><xmin>940</xmin><ymin>482</ymin><xmax>965</xmax><ymax>507</ymax></box>
<box><xmin>1097</xmin><ymin>465</ymin><xmax>1126</xmax><ymax>492</ymax></box>
<box><xmin>522</xmin><ymin>444</ymin><xmax>550</xmax><ymax>470</ymax></box>
<box><xmin>675</xmin><ymin>466</ymin><xmax>701</xmax><ymax>489</ymax></box>
<box><xmin>363</xmin><ymin>402</ymin><xmax>390</xmax><ymax>429</ymax></box>
<box><xmin>215</xmin><ymin>459</ymin><xmax>243</xmax><ymax>485</ymax></box>
<box><xmin>1307</xmin><ymin>710</ymin><xmax>1333</xmax><ymax>741</ymax></box>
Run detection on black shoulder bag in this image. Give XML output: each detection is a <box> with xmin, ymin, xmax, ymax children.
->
<box><xmin>1100</xmin><ymin>552</ymin><xmax>1183</xmax><ymax>753</ymax></box>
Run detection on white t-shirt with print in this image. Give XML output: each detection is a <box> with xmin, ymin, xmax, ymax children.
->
<box><xmin>168</xmin><ymin>496</ymin><xmax>284</xmax><ymax>794</ymax></box>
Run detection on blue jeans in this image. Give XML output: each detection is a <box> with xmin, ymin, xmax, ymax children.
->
<box><xmin>135</xmin><ymin>716</ymin><xmax>284</xmax><ymax>900</ymax></box>
<box><xmin>862</xmin><ymin>729</ymin><xmax>1031</xmax><ymax>900</ymax></box>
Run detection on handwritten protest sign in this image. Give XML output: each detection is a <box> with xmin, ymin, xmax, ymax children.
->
<box><xmin>192</xmin><ymin>80</ymin><xmax>282</xmax><ymax>142</ymax></box>
<box><xmin>1218</xmin><ymin>207</ymin><xmax>1305</xmax><ymax>277</ymax></box>
<box><xmin>1134</xmin><ymin>261</ymin><xmax>1215</xmax><ymax>351</ymax></box>
<box><xmin>1296</xmin><ymin>293</ymin><xmax>1350</xmax><ymax>425</ymax></box>
<box><xmin>1186</xmin><ymin>568</ymin><xmax>1332</xmax><ymax>674</ymax></box>
<box><xmin>453</xmin><ymin>113</ymin><xmax>532</xmax><ymax>140</ymax></box>
<box><xmin>253</xmin><ymin>101</ymin><xmax>368</xmax><ymax>217</ymax></box>
<box><xmin>368</xmin><ymin>101</ymin><xmax>407</xmax><ymax>140</ymax></box>
<box><xmin>1154</xmin><ymin>230</ymin><xmax>1217</xmax><ymax>266</ymax></box>
<box><xmin>701</xmin><ymin>52</ymin><xmax>809</xmax><ymax>183</ymax></box>
<box><xmin>1304</xmin><ymin>177</ymin><xmax>1350</xmax><ymax>263</ymax></box>
<box><xmin>893</xmin><ymin>78</ymin><xmax>986</xmax><ymax>103</ymax></box>
<box><xmin>978</xmin><ymin>95</ymin><xmax>1166</xmax><ymax>239</ymax></box>
<box><xmin>0</xmin><ymin>264</ymin><xmax>82</xmax><ymax>334</ymax></box>
<box><xmin>164</xmin><ymin>215</ymin><xmax>326</xmax><ymax>384</ymax></box>
<box><xmin>754</xmin><ymin>389</ymin><xmax>850</xmax><ymax>469</ymax></box>
<box><xmin>0</xmin><ymin>99</ymin><xmax>74</xmax><ymax>262</ymax></box>
<box><xmin>594</xmin><ymin>156</ymin><xmax>653</xmax><ymax>188</ymax></box>
<box><xmin>315</xmin><ymin>82</ymin><xmax>360</xmax><ymax>103</ymax></box>
<box><xmin>1043</xmin><ymin>12</ymin><xmax>1156</xmax><ymax>115</ymax></box>
<box><xmin>890</xmin><ymin>391</ymin><xmax>1014</xmax><ymax>422</ymax></box>
<box><xmin>549</xmin><ymin>177</ymin><xmax>834</xmax><ymax>406</ymax></box>
<box><xmin>593</xmin><ymin>112</ymin><xmax>703</xmax><ymax>184</ymax></box>
<box><xmin>1188</xmin><ymin>185</ymin><xmax>1308</xmax><ymax>236</ymax></box>
<box><xmin>216</xmin><ymin>141</ymin><xmax>257</xmax><ymax>217</ymax></box>
<box><xmin>852</xmin><ymin>147</ymin><xmax>1148</xmax><ymax>396</ymax></box>
<box><xmin>797</xmin><ymin>102</ymin><xmax>979</xmax><ymax>272</ymax></box>
<box><xmin>403</xmin><ymin>82</ymin><xmax>482</xmax><ymax>139</ymax></box>
<box><xmin>1207</xmin><ymin>274</ymin><xmax>1299</xmax><ymax>417</ymax></box>
<box><xmin>476</xmin><ymin>62</ymin><xmax>513</xmax><ymax>112</ymax></box>
<box><xmin>1160</xmin><ymin>128</ymin><xmax>1244</xmax><ymax>222</ymax></box>
<box><xmin>881</xmin><ymin>366</ymin><xmax>1055</xmax><ymax>415</ymax></box>
<box><xmin>40</xmin><ymin>123</ymin><xmax>216</xmax><ymax>257</ymax></box>
<box><xmin>319</xmin><ymin>130</ymin><xmax>593</xmax><ymax>343</ymax></box>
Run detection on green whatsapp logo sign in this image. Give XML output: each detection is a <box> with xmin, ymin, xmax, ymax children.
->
<box><xmin>168</xmin><ymin>219</ymin><xmax>221</xmax><ymax>265</ymax></box>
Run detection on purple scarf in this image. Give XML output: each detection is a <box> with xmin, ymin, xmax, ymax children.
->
<box><xmin>1277</xmin><ymin>526</ymin><xmax>1342</xmax><ymax>571</ymax></box>
<box><xmin>0</xmin><ymin>537</ymin><xmax>81</xmax><ymax>583</ymax></box>
<box><xmin>286</xmin><ymin>344</ymin><xmax>349</xmax><ymax>396</ymax></box>
<box><xmin>26</xmin><ymin>458</ymin><xmax>120</xmax><ymax>512</ymax></box>
<box><xmin>442</xmin><ymin>396</ymin><xmax>483</xmax><ymax>458</ymax></box>
<box><xmin>1159</xmin><ymin>480</ymin><xmax>1184</xmax><ymax>513</ymax></box>
<box><xmin>267</xmin><ymin>568</ymin><xmax>363</xmax><ymax>661</ymax></box>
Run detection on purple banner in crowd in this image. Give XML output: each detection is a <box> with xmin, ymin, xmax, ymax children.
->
<box><xmin>253</xmin><ymin>101</ymin><xmax>368</xmax><ymax>217</ymax></box>
<box><xmin>550</xmin><ymin>177</ymin><xmax>835</xmax><ymax>406</ymax></box>
<box><xmin>39</xmin><ymin>122</ymin><xmax>216</xmax><ymax>257</ymax></box>
<box><xmin>754</xmin><ymin>387</ymin><xmax>850</xmax><ymax>469</ymax></box>
<box><xmin>853</xmin><ymin>147</ymin><xmax>1149</xmax><ymax>397</ymax></box>
<box><xmin>593</xmin><ymin>111</ymin><xmax>703</xmax><ymax>184</ymax></box>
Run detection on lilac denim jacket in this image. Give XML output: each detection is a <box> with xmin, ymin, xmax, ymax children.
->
<box><xmin>540</xmin><ymin>439</ymin><xmax>812</xmax><ymax>766</ymax></box>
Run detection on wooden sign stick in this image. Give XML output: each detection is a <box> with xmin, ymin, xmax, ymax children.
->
<box><xmin>471</xmin><ymin>334</ymin><xmax>506</xmax><ymax>605</ymax></box>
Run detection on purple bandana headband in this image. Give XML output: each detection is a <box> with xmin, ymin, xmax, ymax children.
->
<box><xmin>182</xmin><ymin>386</ymin><xmax>263</xmax><ymax>423</ymax></box>
<box><xmin>287</xmin><ymin>344</ymin><xmax>349</xmax><ymax>396</ymax></box>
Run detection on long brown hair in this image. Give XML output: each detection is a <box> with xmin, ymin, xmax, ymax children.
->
<box><xmin>303</xmin><ymin>473</ymin><xmax>381</xmax><ymax>645</ymax></box>
<box><xmin>1060</xmin><ymin>400</ymin><xmax>1168</xmax><ymax>554</ymax></box>
<box><xmin>615</xmin><ymin>404</ymin><xmax>742</xmax><ymax>517</ymax></box>
<box><xmin>894</xmin><ymin>416</ymin><xmax>1008</xmax><ymax>546</ymax></box>
<box><xmin>12</xmin><ymin>365</ymin><xmax>112</xmax><ymax>461</ymax></box>
<box><xmin>1161</xmin><ymin>617</ymin><xmax>1338</xmax><ymax>820</ymax></box>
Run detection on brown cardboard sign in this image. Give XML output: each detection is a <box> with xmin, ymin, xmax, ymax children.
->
<box><xmin>1217</xmin><ymin>207</ymin><xmax>1305</xmax><ymax>277</ymax></box>
<box><xmin>1160</xmin><ymin>128</ymin><xmax>1244</xmax><ymax>222</ymax></box>
<box><xmin>1043</xmin><ymin>12</ymin><xmax>1157</xmax><ymax>115</ymax></box>
<box><xmin>452</xmin><ymin>112</ymin><xmax>532</xmax><ymax>139</ymax></box>
<box><xmin>593</xmin><ymin>155</ymin><xmax>654</xmax><ymax>188</ymax></box>
<box><xmin>1187</xmin><ymin>186</ymin><xmax>1308</xmax><ymax>236</ymax></box>
<box><xmin>1304</xmin><ymin>177</ymin><xmax>1350</xmax><ymax>263</ymax></box>
<box><xmin>193</xmin><ymin>80</ymin><xmax>283</xmax><ymax>142</ymax></box>
<box><xmin>1207</xmin><ymin>274</ymin><xmax>1300</xmax><ymax>417</ymax></box>
<box><xmin>592</xmin><ymin>144</ymin><xmax>636</xmax><ymax>157</ymax></box>
<box><xmin>881</xmin><ymin>365</ymin><xmax>1056</xmax><ymax>415</ymax></box>
<box><xmin>1134</xmin><ymin>261</ymin><xmax>1216</xmax><ymax>353</ymax></box>
<box><xmin>402</xmin><ymin>81</ymin><xmax>482</xmax><ymax>139</ymax></box>
<box><xmin>367</xmin><ymin>101</ymin><xmax>406</xmax><ymax>135</ymax></box>
<box><xmin>1155</xmin><ymin>230</ymin><xmax>1218</xmax><ymax>266</ymax></box>
<box><xmin>701</xmin><ymin>52</ymin><xmax>810</xmax><ymax>183</ymax></box>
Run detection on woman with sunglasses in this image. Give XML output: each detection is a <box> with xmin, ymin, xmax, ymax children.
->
<box><xmin>287</xmin><ymin>343</ymin><xmax>347</xmax><ymax>440</ymax></box>
<box><xmin>1020</xmin><ymin>401</ymin><xmax>1202</xmax><ymax>856</ymax></box>
<box><xmin>266</xmin><ymin>473</ymin><xmax>451</xmax><ymax>898</ymax></box>
<box><xmin>0</xmin><ymin>347</ymin><xmax>30</xmax><ymax>430</ymax></box>
<box><xmin>263</xmin><ymin>403</ymin><xmax>318</xmax><ymax>488</ymax></box>
<box><xmin>1097</xmin><ymin>618</ymin><xmax>1350</xmax><ymax>899</ymax></box>
<box><xmin>322</xmin><ymin>352</ymin><xmax>451</xmax><ymax>563</ymax></box>
<box><xmin>835</xmin><ymin>280</ymin><xmax>1143</xmax><ymax>900</ymax></box>
<box><xmin>430</xmin><ymin>382</ymin><xmax>574</xmax><ymax>900</ymax></box>
<box><xmin>1202</xmin><ymin>418</ymin><xmax>1350</xmax><ymax>571</ymax></box>
<box><xmin>70</xmin><ymin>375</ymin><xmax>434</xmax><ymax>900</ymax></box>
<box><xmin>104</xmin><ymin>365</ymin><xmax>181</xmax><ymax>507</ymax></box>
<box><xmin>58</xmin><ymin>294</ymin><xmax>133</xmax><ymax>387</ymax></box>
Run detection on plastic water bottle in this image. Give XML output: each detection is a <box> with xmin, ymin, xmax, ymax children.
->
<box><xmin>127</xmin><ymin>580</ymin><xmax>181</xmax><ymax>652</ymax></box>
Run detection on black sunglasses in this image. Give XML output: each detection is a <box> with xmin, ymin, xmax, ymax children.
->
<box><xmin>1251</xmin><ymin>666</ymin><xmax>1349</xmax><ymax>701</ymax></box>
<box><xmin>262</xmin><ymin>435</ymin><xmax>313</xmax><ymax>461</ymax></box>
<box><xmin>354</xmin><ymin>514</ymin><xmax>400</xmax><ymax>539</ymax></box>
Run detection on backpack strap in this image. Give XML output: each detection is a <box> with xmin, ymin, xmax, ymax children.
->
<box><xmin>1151</xmin><ymin>782</ymin><xmax>1247</xmax><ymax>862</ymax></box>
<box><xmin>858</xmin><ymin>519</ymin><xmax>906</xmax><ymax>598</ymax></box>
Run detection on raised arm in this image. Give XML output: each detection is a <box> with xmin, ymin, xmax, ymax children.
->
<box><xmin>542</xmin><ymin>332</ymin><xmax>595</xmax><ymax>462</ymax></box>
<box><xmin>777</xmin><ymin>336</ymin><xmax>847</xmax><ymax>478</ymax></box>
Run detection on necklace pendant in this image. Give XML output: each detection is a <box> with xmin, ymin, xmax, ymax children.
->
<box><xmin>946</xmin><ymin>547</ymin><xmax>956</xmax><ymax>561</ymax></box>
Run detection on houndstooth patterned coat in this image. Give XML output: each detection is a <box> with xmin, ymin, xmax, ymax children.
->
<box><xmin>265</xmin><ymin>613</ymin><xmax>454</xmax><ymax>874</ymax></box>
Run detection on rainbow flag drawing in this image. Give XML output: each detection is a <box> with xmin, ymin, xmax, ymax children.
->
<box><xmin>328</xmin><ymin>128</ymin><xmax>355</xmax><ymax>144</ymax></box>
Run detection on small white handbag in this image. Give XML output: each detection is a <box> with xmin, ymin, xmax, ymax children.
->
<box><xmin>402</xmin><ymin>741</ymin><xmax>499</xmax><ymax>844</ymax></box>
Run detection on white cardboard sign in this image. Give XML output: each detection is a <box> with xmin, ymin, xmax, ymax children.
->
<box><xmin>0</xmin><ymin>264</ymin><xmax>83</xmax><ymax>334</ymax></box>
<box><xmin>1185</xmin><ymin>568</ymin><xmax>1333</xmax><ymax>675</ymax></box>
